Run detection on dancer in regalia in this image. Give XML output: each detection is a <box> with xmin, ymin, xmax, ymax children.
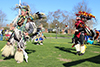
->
<box><xmin>2</xmin><ymin>4</ymin><xmax>32</xmax><ymax>63</ymax></box>
<box><xmin>72</xmin><ymin>11</ymin><xmax>98</xmax><ymax>56</ymax></box>
<box><xmin>1</xmin><ymin>3</ymin><xmax>47</xmax><ymax>63</ymax></box>
<box><xmin>8</xmin><ymin>5</ymin><xmax>30</xmax><ymax>63</ymax></box>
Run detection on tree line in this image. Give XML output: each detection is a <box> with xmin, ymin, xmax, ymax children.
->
<box><xmin>0</xmin><ymin>1</ymin><xmax>97</xmax><ymax>32</ymax></box>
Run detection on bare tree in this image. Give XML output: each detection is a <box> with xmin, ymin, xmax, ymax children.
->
<box><xmin>11</xmin><ymin>2</ymin><xmax>37</xmax><ymax>15</ymax></box>
<box><xmin>0</xmin><ymin>10</ymin><xmax>6</xmax><ymax>27</ymax></box>
<box><xmin>47</xmin><ymin>11</ymin><xmax>54</xmax><ymax>28</ymax></box>
<box><xmin>73</xmin><ymin>0</ymin><xmax>91</xmax><ymax>13</ymax></box>
<box><xmin>47</xmin><ymin>1</ymin><xmax>94</xmax><ymax>33</ymax></box>
<box><xmin>72</xmin><ymin>0</ymin><xmax>96</xmax><ymax>29</ymax></box>
<box><xmin>47</xmin><ymin>9</ymin><xmax>69</xmax><ymax>29</ymax></box>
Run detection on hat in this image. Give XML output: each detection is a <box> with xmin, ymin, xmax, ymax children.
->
<box><xmin>76</xmin><ymin>11</ymin><xmax>95</xmax><ymax>20</ymax></box>
<box><xmin>21</xmin><ymin>5</ymin><xmax>30</xmax><ymax>12</ymax></box>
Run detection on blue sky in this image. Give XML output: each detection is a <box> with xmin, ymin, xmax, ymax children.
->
<box><xmin>0</xmin><ymin>0</ymin><xmax>100</xmax><ymax>29</ymax></box>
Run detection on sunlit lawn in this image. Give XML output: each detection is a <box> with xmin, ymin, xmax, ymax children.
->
<box><xmin>0</xmin><ymin>37</ymin><xmax>100</xmax><ymax>67</ymax></box>
<box><xmin>43</xmin><ymin>33</ymin><xmax>73</xmax><ymax>37</ymax></box>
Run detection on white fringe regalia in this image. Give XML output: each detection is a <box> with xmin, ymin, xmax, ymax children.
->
<box><xmin>1</xmin><ymin>44</ymin><xmax>15</xmax><ymax>57</ymax></box>
<box><xmin>1</xmin><ymin>37</ymin><xmax>15</xmax><ymax>57</ymax></box>
<box><xmin>80</xmin><ymin>45</ymin><xmax>87</xmax><ymax>54</ymax></box>
<box><xmin>15</xmin><ymin>48</ymin><xmax>23</xmax><ymax>63</ymax></box>
<box><xmin>14</xmin><ymin>40</ymin><xmax>28</xmax><ymax>63</ymax></box>
<box><xmin>14</xmin><ymin>47</ymin><xmax>28</xmax><ymax>63</ymax></box>
<box><xmin>75</xmin><ymin>44</ymin><xmax>80</xmax><ymax>52</ymax></box>
<box><xmin>75</xmin><ymin>44</ymin><xmax>87</xmax><ymax>54</ymax></box>
<box><xmin>14</xmin><ymin>28</ymin><xmax>28</xmax><ymax>63</ymax></box>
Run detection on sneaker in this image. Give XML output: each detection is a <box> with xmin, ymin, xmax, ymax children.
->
<box><xmin>2</xmin><ymin>55</ymin><xmax>5</xmax><ymax>57</ymax></box>
<box><xmin>40</xmin><ymin>43</ymin><xmax>43</xmax><ymax>45</ymax></box>
<box><xmin>79</xmin><ymin>53</ymin><xmax>84</xmax><ymax>56</ymax></box>
<box><xmin>17</xmin><ymin>61</ymin><xmax>21</xmax><ymax>63</ymax></box>
<box><xmin>37</xmin><ymin>43</ymin><xmax>39</xmax><ymax>45</ymax></box>
<box><xmin>75</xmin><ymin>51</ymin><xmax>80</xmax><ymax>55</ymax></box>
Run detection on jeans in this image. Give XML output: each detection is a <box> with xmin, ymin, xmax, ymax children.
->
<box><xmin>0</xmin><ymin>34</ymin><xmax>3</xmax><ymax>41</ymax></box>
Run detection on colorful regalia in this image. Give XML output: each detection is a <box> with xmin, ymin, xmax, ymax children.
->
<box><xmin>1</xmin><ymin>3</ymin><xmax>47</xmax><ymax>63</ymax></box>
<box><xmin>72</xmin><ymin>11</ymin><xmax>98</xmax><ymax>56</ymax></box>
<box><xmin>1</xmin><ymin>4</ymin><xmax>31</xmax><ymax>63</ymax></box>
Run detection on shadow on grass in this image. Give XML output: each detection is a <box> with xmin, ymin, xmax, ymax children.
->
<box><xmin>25</xmin><ymin>49</ymin><xmax>36</xmax><ymax>54</ymax></box>
<box><xmin>32</xmin><ymin>42</ymin><xmax>38</xmax><ymax>45</ymax></box>
<box><xmin>3</xmin><ymin>56</ymin><xmax>14</xmax><ymax>60</ymax></box>
<box><xmin>3</xmin><ymin>49</ymin><xmax>35</xmax><ymax>60</ymax></box>
<box><xmin>93</xmin><ymin>43</ymin><xmax>100</xmax><ymax>46</ymax></box>
<box><xmin>55</xmin><ymin>46</ymin><xmax>76</xmax><ymax>55</ymax></box>
<box><xmin>63</xmin><ymin>55</ymin><xmax>100</xmax><ymax>67</ymax></box>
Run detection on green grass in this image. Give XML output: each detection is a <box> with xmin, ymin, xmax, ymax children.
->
<box><xmin>0</xmin><ymin>38</ymin><xmax>100</xmax><ymax>67</ymax></box>
<box><xmin>43</xmin><ymin>33</ymin><xmax>73</xmax><ymax>37</ymax></box>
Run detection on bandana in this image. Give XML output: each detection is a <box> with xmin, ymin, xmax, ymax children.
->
<box><xmin>21</xmin><ymin>9</ymin><xmax>27</xmax><ymax>12</ymax></box>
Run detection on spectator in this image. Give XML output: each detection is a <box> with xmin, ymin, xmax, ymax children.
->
<box><xmin>0</xmin><ymin>28</ymin><xmax>3</xmax><ymax>41</ymax></box>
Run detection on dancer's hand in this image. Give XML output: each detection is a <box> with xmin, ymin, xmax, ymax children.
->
<box><xmin>7</xmin><ymin>42</ymin><xmax>10</xmax><ymax>45</ymax></box>
<box><xmin>24</xmin><ymin>32</ymin><xmax>28</xmax><ymax>35</ymax></box>
<box><xmin>10</xmin><ymin>26</ymin><xmax>15</xmax><ymax>30</ymax></box>
<box><xmin>75</xmin><ymin>29</ymin><xmax>79</xmax><ymax>32</ymax></box>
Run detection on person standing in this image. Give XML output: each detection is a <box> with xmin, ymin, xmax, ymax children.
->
<box><xmin>0</xmin><ymin>28</ymin><xmax>3</xmax><ymax>41</ymax></box>
<box><xmin>72</xmin><ymin>11</ymin><xmax>96</xmax><ymax>56</ymax></box>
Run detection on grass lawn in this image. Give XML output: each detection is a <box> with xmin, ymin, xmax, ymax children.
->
<box><xmin>0</xmin><ymin>38</ymin><xmax>100</xmax><ymax>67</ymax></box>
<box><xmin>43</xmin><ymin>33</ymin><xmax>73</xmax><ymax>37</ymax></box>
